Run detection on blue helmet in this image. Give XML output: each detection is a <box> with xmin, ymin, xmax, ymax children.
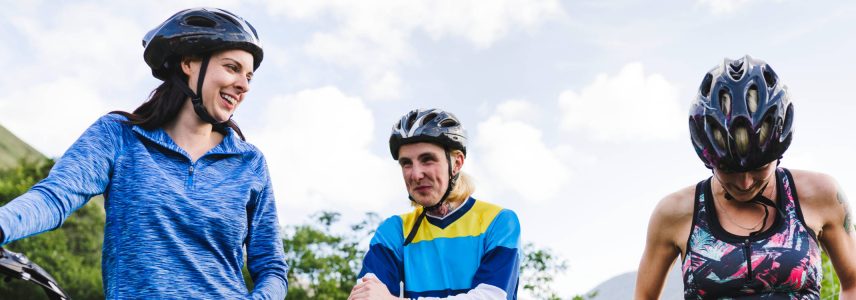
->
<box><xmin>689</xmin><ymin>55</ymin><xmax>794</xmax><ymax>172</ymax></box>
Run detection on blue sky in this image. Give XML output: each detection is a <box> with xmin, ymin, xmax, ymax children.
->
<box><xmin>1</xmin><ymin>0</ymin><xmax>854</xmax><ymax>297</ymax></box>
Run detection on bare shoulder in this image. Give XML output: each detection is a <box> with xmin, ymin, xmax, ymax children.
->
<box><xmin>788</xmin><ymin>169</ymin><xmax>840</xmax><ymax>208</ymax></box>
<box><xmin>788</xmin><ymin>168</ymin><xmax>851</xmax><ymax>232</ymax></box>
<box><xmin>648</xmin><ymin>184</ymin><xmax>697</xmax><ymax>239</ymax></box>
<box><xmin>653</xmin><ymin>184</ymin><xmax>697</xmax><ymax>221</ymax></box>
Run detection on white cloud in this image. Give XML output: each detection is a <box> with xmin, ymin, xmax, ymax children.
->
<box><xmin>266</xmin><ymin>0</ymin><xmax>564</xmax><ymax>100</ymax></box>
<box><xmin>0</xmin><ymin>78</ymin><xmax>110</xmax><ymax>157</ymax></box>
<box><xmin>367</xmin><ymin>71</ymin><xmax>403</xmax><ymax>100</ymax></box>
<box><xmin>696</xmin><ymin>0</ymin><xmax>754</xmax><ymax>14</ymax></box>
<box><xmin>253</xmin><ymin>86</ymin><xmax>401</xmax><ymax>218</ymax></box>
<box><xmin>3</xmin><ymin>3</ymin><xmax>147</xmax><ymax>87</ymax></box>
<box><xmin>469</xmin><ymin>100</ymin><xmax>571</xmax><ymax>203</ymax></box>
<box><xmin>558</xmin><ymin>62</ymin><xmax>684</xmax><ymax>142</ymax></box>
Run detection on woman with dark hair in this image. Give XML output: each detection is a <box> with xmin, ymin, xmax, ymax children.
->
<box><xmin>635</xmin><ymin>56</ymin><xmax>856</xmax><ymax>299</ymax></box>
<box><xmin>0</xmin><ymin>8</ymin><xmax>288</xmax><ymax>299</ymax></box>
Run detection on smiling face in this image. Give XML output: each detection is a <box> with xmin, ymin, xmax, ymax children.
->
<box><xmin>181</xmin><ymin>49</ymin><xmax>254</xmax><ymax>123</ymax></box>
<box><xmin>398</xmin><ymin>142</ymin><xmax>459</xmax><ymax>208</ymax></box>
<box><xmin>713</xmin><ymin>162</ymin><xmax>777</xmax><ymax>202</ymax></box>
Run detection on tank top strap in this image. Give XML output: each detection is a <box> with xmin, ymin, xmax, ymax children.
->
<box><xmin>688</xmin><ymin>179</ymin><xmax>712</xmax><ymax>242</ymax></box>
<box><xmin>778</xmin><ymin>167</ymin><xmax>818</xmax><ymax>243</ymax></box>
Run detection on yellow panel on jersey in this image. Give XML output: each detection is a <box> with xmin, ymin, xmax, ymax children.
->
<box><xmin>399</xmin><ymin>199</ymin><xmax>503</xmax><ymax>244</ymax></box>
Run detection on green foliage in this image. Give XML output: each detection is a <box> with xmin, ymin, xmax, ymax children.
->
<box><xmin>521</xmin><ymin>242</ymin><xmax>570</xmax><ymax>300</ymax></box>
<box><xmin>821</xmin><ymin>251</ymin><xmax>841</xmax><ymax>300</ymax></box>
<box><xmin>285</xmin><ymin>211</ymin><xmax>575</xmax><ymax>300</ymax></box>
<box><xmin>283</xmin><ymin>211</ymin><xmax>380</xmax><ymax>300</ymax></box>
<box><xmin>0</xmin><ymin>159</ymin><xmax>105</xmax><ymax>300</ymax></box>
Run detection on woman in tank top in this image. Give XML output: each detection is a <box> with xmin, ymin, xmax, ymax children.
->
<box><xmin>634</xmin><ymin>56</ymin><xmax>856</xmax><ymax>299</ymax></box>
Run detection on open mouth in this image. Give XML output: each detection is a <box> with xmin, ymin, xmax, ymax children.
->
<box><xmin>221</xmin><ymin>93</ymin><xmax>237</xmax><ymax>105</ymax></box>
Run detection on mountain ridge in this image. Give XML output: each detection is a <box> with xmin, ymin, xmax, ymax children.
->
<box><xmin>0</xmin><ymin>124</ymin><xmax>45</xmax><ymax>169</ymax></box>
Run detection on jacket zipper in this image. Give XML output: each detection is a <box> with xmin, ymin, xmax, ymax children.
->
<box><xmin>186</xmin><ymin>165</ymin><xmax>195</xmax><ymax>189</ymax></box>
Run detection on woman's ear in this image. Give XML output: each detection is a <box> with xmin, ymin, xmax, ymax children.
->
<box><xmin>180</xmin><ymin>57</ymin><xmax>194</xmax><ymax>77</ymax></box>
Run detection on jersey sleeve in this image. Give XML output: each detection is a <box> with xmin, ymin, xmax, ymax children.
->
<box><xmin>470</xmin><ymin>209</ymin><xmax>521</xmax><ymax>299</ymax></box>
<box><xmin>0</xmin><ymin>114</ymin><xmax>121</xmax><ymax>244</ymax></box>
<box><xmin>246</xmin><ymin>156</ymin><xmax>289</xmax><ymax>299</ymax></box>
<box><xmin>358</xmin><ymin>215</ymin><xmax>405</xmax><ymax>296</ymax></box>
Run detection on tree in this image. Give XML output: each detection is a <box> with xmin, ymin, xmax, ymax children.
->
<box><xmin>282</xmin><ymin>211</ymin><xmax>379</xmax><ymax>299</ymax></box>
<box><xmin>0</xmin><ymin>159</ymin><xmax>105</xmax><ymax>299</ymax></box>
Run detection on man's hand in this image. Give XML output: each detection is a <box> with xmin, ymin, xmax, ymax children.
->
<box><xmin>348</xmin><ymin>276</ymin><xmax>402</xmax><ymax>300</ymax></box>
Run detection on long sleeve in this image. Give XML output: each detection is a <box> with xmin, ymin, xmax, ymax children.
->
<box><xmin>470</xmin><ymin>209</ymin><xmax>521</xmax><ymax>299</ymax></box>
<box><xmin>246</xmin><ymin>158</ymin><xmax>289</xmax><ymax>300</ymax></box>
<box><xmin>358</xmin><ymin>216</ymin><xmax>405</xmax><ymax>296</ymax></box>
<box><xmin>0</xmin><ymin>115</ymin><xmax>120</xmax><ymax>244</ymax></box>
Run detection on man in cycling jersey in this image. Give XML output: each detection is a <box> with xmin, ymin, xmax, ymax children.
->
<box><xmin>348</xmin><ymin>108</ymin><xmax>521</xmax><ymax>300</ymax></box>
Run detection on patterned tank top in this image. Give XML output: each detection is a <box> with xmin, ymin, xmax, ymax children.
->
<box><xmin>682</xmin><ymin>168</ymin><xmax>822</xmax><ymax>299</ymax></box>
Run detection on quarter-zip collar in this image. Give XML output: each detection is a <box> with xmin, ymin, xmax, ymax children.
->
<box><xmin>131</xmin><ymin>125</ymin><xmax>251</xmax><ymax>160</ymax></box>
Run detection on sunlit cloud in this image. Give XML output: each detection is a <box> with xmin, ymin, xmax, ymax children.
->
<box><xmin>558</xmin><ymin>63</ymin><xmax>684</xmax><ymax>142</ymax></box>
<box><xmin>470</xmin><ymin>100</ymin><xmax>571</xmax><ymax>203</ymax></box>
<box><xmin>265</xmin><ymin>0</ymin><xmax>564</xmax><ymax>100</ymax></box>
<box><xmin>253</xmin><ymin>86</ymin><xmax>401</xmax><ymax>221</ymax></box>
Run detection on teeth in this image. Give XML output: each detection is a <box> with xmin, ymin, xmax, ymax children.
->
<box><xmin>222</xmin><ymin>94</ymin><xmax>236</xmax><ymax>105</ymax></box>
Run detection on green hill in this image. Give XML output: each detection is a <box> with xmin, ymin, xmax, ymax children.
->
<box><xmin>0</xmin><ymin>124</ymin><xmax>45</xmax><ymax>169</ymax></box>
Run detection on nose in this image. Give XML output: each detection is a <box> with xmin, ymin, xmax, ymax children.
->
<box><xmin>735</xmin><ymin>172</ymin><xmax>754</xmax><ymax>190</ymax></box>
<box><xmin>409</xmin><ymin>164</ymin><xmax>426</xmax><ymax>182</ymax></box>
<box><xmin>235</xmin><ymin>75</ymin><xmax>250</xmax><ymax>94</ymax></box>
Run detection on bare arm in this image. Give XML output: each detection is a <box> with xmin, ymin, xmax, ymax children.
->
<box><xmin>635</xmin><ymin>188</ymin><xmax>693</xmax><ymax>300</ymax></box>
<box><xmin>794</xmin><ymin>170</ymin><xmax>856</xmax><ymax>299</ymax></box>
<box><xmin>818</xmin><ymin>178</ymin><xmax>856</xmax><ymax>299</ymax></box>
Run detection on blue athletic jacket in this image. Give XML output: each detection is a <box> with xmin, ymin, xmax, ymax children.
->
<box><xmin>0</xmin><ymin>114</ymin><xmax>288</xmax><ymax>299</ymax></box>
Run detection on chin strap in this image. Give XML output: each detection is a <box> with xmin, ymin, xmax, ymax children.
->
<box><xmin>171</xmin><ymin>55</ymin><xmax>230</xmax><ymax>126</ymax></box>
<box><xmin>403</xmin><ymin>150</ymin><xmax>460</xmax><ymax>246</ymax></box>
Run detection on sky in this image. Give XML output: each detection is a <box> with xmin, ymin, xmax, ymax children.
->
<box><xmin>1</xmin><ymin>0</ymin><xmax>855</xmax><ymax>297</ymax></box>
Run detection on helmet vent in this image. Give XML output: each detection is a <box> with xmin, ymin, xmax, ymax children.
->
<box><xmin>719</xmin><ymin>89</ymin><xmax>732</xmax><ymax>116</ymax></box>
<box><xmin>747</xmin><ymin>85</ymin><xmax>758</xmax><ymax>114</ymax></box>
<box><xmin>763</xmin><ymin>66</ymin><xmax>777</xmax><ymax>88</ymax></box>
<box><xmin>214</xmin><ymin>12</ymin><xmax>242</xmax><ymax>27</ymax></box>
<box><xmin>184</xmin><ymin>16</ymin><xmax>217</xmax><ymax>28</ymax></box>
<box><xmin>713</xmin><ymin>127</ymin><xmax>727</xmax><ymax>150</ymax></box>
<box><xmin>734</xmin><ymin>126</ymin><xmax>750</xmax><ymax>155</ymax></box>
<box><xmin>759</xmin><ymin>116</ymin><xmax>772</xmax><ymax>145</ymax></box>
<box><xmin>424</xmin><ymin>113</ymin><xmax>438</xmax><ymax>125</ymax></box>
<box><xmin>439</xmin><ymin>119</ymin><xmax>459</xmax><ymax>127</ymax></box>
<box><xmin>699</xmin><ymin>73</ymin><xmax>713</xmax><ymax>97</ymax></box>
<box><xmin>405</xmin><ymin>113</ymin><xmax>417</xmax><ymax>130</ymax></box>
<box><xmin>728</xmin><ymin>59</ymin><xmax>745</xmax><ymax>80</ymax></box>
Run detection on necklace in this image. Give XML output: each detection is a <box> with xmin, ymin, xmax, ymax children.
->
<box><xmin>718</xmin><ymin>198</ymin><xmax>765</xmax><ymax>231</ymax></box>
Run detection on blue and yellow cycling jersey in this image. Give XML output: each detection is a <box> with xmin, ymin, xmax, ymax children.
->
<box><xmin>358</xmin><ymin>197</ymin><xmax>520</xmax><ymax>299</ymax></box>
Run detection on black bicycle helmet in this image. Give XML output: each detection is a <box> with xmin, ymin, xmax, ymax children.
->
<box><xmin>142</xmin><ymin>7</ymin><xmax>263</xmax><ymax>80</ymax></box>
<box><xmin>689</xmin><ymin>55</ymin><xmax>794</xmax><ymax>172</ymax></box>
<box><xmin>389</xmin><ymin>108</ymin><xmax>467</xmax><ymax>160</ymax></box>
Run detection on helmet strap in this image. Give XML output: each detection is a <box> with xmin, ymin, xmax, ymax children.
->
<box><xmin>171</xmin><ymin>55</ymin><xmax>229</xmax><ymax>126</ymax></box>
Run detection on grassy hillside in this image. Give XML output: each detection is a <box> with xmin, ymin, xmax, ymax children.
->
<box><xmin>0</xmin><ymin>124</ymin><xmax>45</xmax><ymax>169</ymax></box>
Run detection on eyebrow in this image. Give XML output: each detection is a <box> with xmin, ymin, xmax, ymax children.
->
<box><xmin>417</xmin><ymin>152</ymin><xmax>439</xmax><ymax>160</ymax></box>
